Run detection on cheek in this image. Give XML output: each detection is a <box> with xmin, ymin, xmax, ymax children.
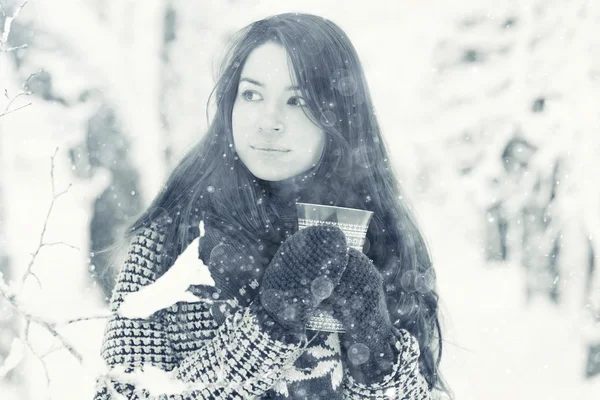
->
<box><xmin>290</xmin><ymin>114</ymin><xmax>326</xmax><ymax>160</ymax></box>
<box><xmin>231</xmin><ymin>104</ymin><xmax>255</xmax><ymax>141</ymax></box>
<box><xmin>307</xmin><ymin>131</ymin><xmax>326</xmax><ymax>162</ymax></box>
<box><xmin>233</xmin><ymin>96</ymin><xmax>257</xmax><ymax>117</ymax></box>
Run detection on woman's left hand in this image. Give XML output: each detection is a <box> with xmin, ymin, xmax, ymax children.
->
<box><xmin>329</xmin><ymin>248</ymin><xmax>398</xmax><ymax>384</ymax></box>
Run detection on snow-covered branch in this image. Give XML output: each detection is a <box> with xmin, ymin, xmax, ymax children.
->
<box><xmin>0</xmin><ymin>147</ymin><xmax>218</xmax><ymax>395</ymax></box>
<box><xmin>0</xmin><ymin>148</ymin><xmax>101</xmax><ymax>390</ymax></box>
<box><xmin>0</xmin><ymin>269</ymin><xmax>85</xmax><ymax>363</ymax></box>
<box><xmin>0</xmin><ymin>0</ymin><xmax>28</xmax><ymax>52</ymax></box>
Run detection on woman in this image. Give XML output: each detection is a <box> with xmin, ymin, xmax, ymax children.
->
<box><xmin>94</xmin><ymin>12</ymin><xmax>450</xmax><ymax>399</ymax></box>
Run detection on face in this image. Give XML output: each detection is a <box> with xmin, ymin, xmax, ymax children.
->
<box><xmin>231</xmin><ymin>42</ymin><xmax>325</xmax><ymax>181</ymax></box>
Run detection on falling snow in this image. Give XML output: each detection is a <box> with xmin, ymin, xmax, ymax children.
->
<box><xmin>0</xmin><ymin>1</ymin><xmax>599</xmax><ymax>399</ymax></box>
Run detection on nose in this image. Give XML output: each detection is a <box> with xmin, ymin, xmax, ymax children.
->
<box><xmin>259</xmin><ymin>104</ymin><xmax>285</xmax><ymax>134</ymax></box>
<box><xmin>260</xmin><ymin>123</ymin><xmax>283</xmax><ymax>133</ymax></box>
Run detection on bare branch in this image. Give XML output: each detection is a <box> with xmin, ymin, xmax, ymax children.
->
<box><xmin>0</xmin><ymin>144</ymin><xmax>106</xmax><ymax>380</ymax></box>
<box><xmin>57</xmin><ymin>313</ymin><xmax>113</xmax><ymax>325</ymax></box>
<box><xmin>28</xmin><ymin>271</ymin><xmax>42</xmax><ymax>288</ymax></box>
<box><xmin>41</xmin><ymin>241</ymin><xmax>80</xmax><ymax>251</ymax></box>
<box><xmin>0</xmin><ymin>282</ymin><xmax>84</xmax><ymax>363</ymax></box>
<box><xmin>55</xmin><ymin>183</ymin><xmax>73</xmax><ymax>199</ymax></box>
<box><xmin>0</xmin><ymin>101</ymin><xmax>32</xmax><ymax>117</ymax></box>
<box><xmin>3</xmin><ymin>91</ymin><xmax>32</xmax><ymax>113</ymax></box>
<box><xmin>40</xmin><ymin>344</ymin><xmax>63</xmax><ymax>359</ymax></box>
<box><xmin>23</xmin><ymin>319</ymin><xmax>30</xmax><ymax>337</ymax></box>
<box><xmin>21</xmin><ymin>148</ymin><xmax>74</xmax><ymax>288</ymax></box>
<box><xmin>27</xmin><ymin>313</ymin><xmax>83</xmax><ymax>363</ymax></box>
<box><xmin>1</xmin><ymin>69</ymin><xmax>40</xmax><ymax>119</ymax></box>
<box><xmin>22</xmin><ymin>320</ymin><xmax>51</xmax><ymax>392</ymax></box>
<box><xmin>50</xmin><ymin>147</ymin><xmax>59</xmax><ymax>194</ymax></box>
<box><xmin>21</xmin><ymin>70</ymin><xmax>41</xmax><ymax>90</ymax></box>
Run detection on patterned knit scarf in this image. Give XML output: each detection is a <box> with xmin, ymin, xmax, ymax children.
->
<box><xmin>266</xmin><ymin>330</ymin><xmax>344</xmax><ymax>399</ymax></box>
<box><xmin>264</xmin><ymin>175</ymin><xmax>345</xmax><ymax>398</ymax></box>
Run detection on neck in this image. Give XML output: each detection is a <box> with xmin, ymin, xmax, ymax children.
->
<box><xmin>264</xmin><ymin>172</ymin><xmax>316</xmax><ymax>204</ymax></box>
<box><xmin>256</xmin><ymin>172</ymin><xmax>317</xmax><ymax>227</ymax></box>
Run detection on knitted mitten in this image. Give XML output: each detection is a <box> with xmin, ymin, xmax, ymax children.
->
<box><xmin>194</xmin><ymin>224</ymin><xmax>264</xmax><ymax>324</ymax></box>
<box><xmin>251</xmin><ymin>225</ymin><xmax>349</xmax><ymax>342</ymax></box>
<box><xmin>329</xmin><ymin>248</ymin><xmax>398</xmax><ymax>384</ymax></box>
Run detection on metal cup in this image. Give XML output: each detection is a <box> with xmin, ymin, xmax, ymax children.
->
<box><xmin>295</xmin><ymin>202</ymin><xmax>374</xmax><ymax>333</ymax></box>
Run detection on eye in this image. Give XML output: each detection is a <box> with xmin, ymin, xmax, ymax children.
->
<box><xmin>241</xmin><ymin>90</ymin><xmax>262</xmax><ymax>102</ymax></box>
<box><xmin>288</xmin><ymin>96</ymin><xmax>306</xmax><ymax>107</ymax></box>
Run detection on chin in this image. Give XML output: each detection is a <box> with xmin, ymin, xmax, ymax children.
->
<box><xmin>248</xmin><ymin>166</ymin><xmax>294</xmax><ymax>182</ymax></box>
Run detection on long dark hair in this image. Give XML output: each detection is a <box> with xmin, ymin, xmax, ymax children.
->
<box><xmin>125</xmin><ymin>13</ymin><xmax>449</xmax><ymax>394</ymax></box>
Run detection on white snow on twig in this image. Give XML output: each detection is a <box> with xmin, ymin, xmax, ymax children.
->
<box><xmin>0</xmin><ymin>1</ymin><xmax>28</xmax><ymax>46</ymax></box>
<box><xmin>0</xmin><ymin>338</ymin><xmax>24</xmax><ymax>379</ymax></box>
<box><xmin>118</xmin><ymin>221</ymin><xmax>215</xmax><ymax>319</ymax></box>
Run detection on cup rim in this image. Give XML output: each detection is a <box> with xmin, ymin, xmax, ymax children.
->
<box><xmin>295</xmin><ymin>202</ymin><xmax>374</xmax><ymax>215</ymax></box>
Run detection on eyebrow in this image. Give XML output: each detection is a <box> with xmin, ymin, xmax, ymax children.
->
<box><xmin>239</xmin><ymin>77</ymin><xmax>300</xmax><ymax>91</ymax></box>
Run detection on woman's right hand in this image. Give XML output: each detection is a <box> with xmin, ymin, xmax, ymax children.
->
<box><xmin>256</xmin><ymin>225</ymin><xmax>349</xmax><ymax>335</ymax></box>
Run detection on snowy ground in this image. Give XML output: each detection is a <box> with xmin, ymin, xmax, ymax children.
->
<box><xmin>420</xmin><ymin>198</ymin><xmax>600</xmax><ymax>399</ymax></box>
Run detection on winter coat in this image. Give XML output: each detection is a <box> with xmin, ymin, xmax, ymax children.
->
<box><xmin>93</xmin><ymin>220</ymin><xmax>431</xmax><ymax>399</ymax></box>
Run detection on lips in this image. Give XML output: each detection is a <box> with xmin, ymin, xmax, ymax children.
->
<box><xmin>251</xmin><ymin>145</ymin><xmax>290</xmax><ymax>153</ymax></box>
